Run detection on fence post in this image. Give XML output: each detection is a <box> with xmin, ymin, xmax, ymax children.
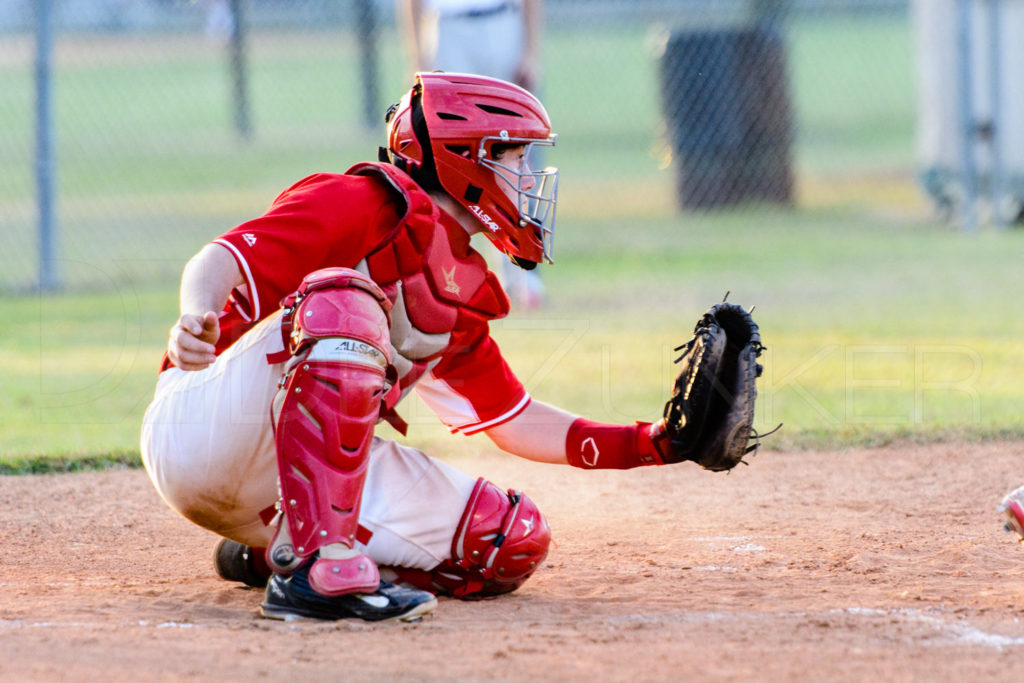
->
<box><xmin>355</xmin><ymin>0</ymin><xmax>380</xmax><ymax>130</ymax></box>
<box><xmin>987</xmin><ymin>0</ymin><xmax>1004</xmax><ymax>227</ymax></box>
<box><xmin>229</xmin><ymin>0</ymin><xmax>252</xmax><ymax>140</ymax></box>
<box><xmin>956</xmin><ymin>0</ymin><xmax>978</xmax><ymax>231</ymax></box>
<box><xmin>34</xmin><ymin>0</ymin><xmax>59</xmax><ymax>291</ymax></box>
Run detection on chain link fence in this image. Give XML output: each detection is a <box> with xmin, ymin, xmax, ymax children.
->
<box><xmin>0</xmin><ymin>0</ymin><xmax>941</xmax><ymax>292</ymax></box>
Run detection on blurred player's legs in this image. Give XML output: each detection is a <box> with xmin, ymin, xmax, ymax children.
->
<box><xmin>473</xmin><ymin>234</ymin><xmax>546</xmax><ymax>312</ymax></box>
<box><xmin>433</xmin><ymin>4</ymin><xmax>523</xmax><ymax>81</ymax></box>
<box><xmin>502</xmin><ymin>259</ymin><xmax>546</xmax><ymax>311</ymax></box>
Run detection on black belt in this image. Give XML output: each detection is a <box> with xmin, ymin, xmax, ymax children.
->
<box><xmin>450</xmin><ymin>2</ymin><xmax>514</xmax><ymax>20</ymax></box>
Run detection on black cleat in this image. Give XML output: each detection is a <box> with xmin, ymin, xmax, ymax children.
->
<box><xmin>260</xmin><ymin>561</ymin><xmax>437</xmax><ymax>623</ymax></box>
<box><xmin>213</xmin><ymin>539</ymin><xmax>270</xmax><ymax>589</ymax></box>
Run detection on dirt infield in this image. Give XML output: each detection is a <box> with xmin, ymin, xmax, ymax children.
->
<box><xmin>3</xmin><ymin>441</ymin><xmax>1024</xmax><ymax>682</ymax></box>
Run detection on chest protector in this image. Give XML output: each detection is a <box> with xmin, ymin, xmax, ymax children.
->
<box><xmin>347</xmin><ymin>163</ymin><xmax>510</xmax><ymax>407</ymax></box>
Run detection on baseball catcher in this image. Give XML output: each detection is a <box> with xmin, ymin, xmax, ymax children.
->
<box><xmin>140</xmin><ymin>72</ymin><xmax>770</xmax><ymax>624</ymax></box>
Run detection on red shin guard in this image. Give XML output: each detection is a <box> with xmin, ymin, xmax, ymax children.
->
<box><xmin>390</xmin><ymin>478</ymin><xmax>551</xmax><ymax>599</ymax></box>
<box><xmin>269</xmin><ymin>268</ymin><xmax>393</xmax><ymax>596</ymax></box>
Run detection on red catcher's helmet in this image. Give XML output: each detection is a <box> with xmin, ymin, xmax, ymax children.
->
<box><xmin>384</xmin><ymin>72</ymin><xmax>558</xmax><ymax>266</ymax></box>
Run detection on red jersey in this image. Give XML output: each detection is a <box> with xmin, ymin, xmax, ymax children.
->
<box><xmin>185</xmin><ymin>165</ymin><xmax>528</xmax><ymax>435</ymax></box>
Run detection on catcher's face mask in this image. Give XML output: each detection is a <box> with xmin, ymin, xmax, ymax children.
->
<box><xmin>479</xmin><ymin>136</ymin><xmax>559</xmax><ymax>264</ymax></box>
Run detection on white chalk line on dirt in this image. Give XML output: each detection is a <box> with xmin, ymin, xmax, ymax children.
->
<box><xmin>691</xmin><ymin>536</ymin><xmax>770</xmax><ymax>553</ymax></box>
<box><xmin>690</xmin><ymin>536</ymin><xmax>784</xmax><ymax>542</ymax></box>
<box><xmin>3</xmin><ymin>609</ymin><xmax>1021</xmax><ymax>649</ymax></box>
<box><xmin>0</xmin><ymin>619</ymin><xmax>201</xmax><ymax>630</ymax></box>
<box><xmin>601</xmin><ymin>607</ymin><xmax>1024</xmax><ymax>650</ymax></box>
<box><xmin>685</xmin><ymin>534</ymin><xmax>770</xmax><ymax>570</ymax></box>
<box><xmin>691</xmin><ymin>565</ymin><xmax>739</xmax><ymax>572</ymax></box>
<box><xmin>683</xmin><ymin>535</ymin><xmax>768</xmax><ymax>568</ymax></box>
<box><xmin>0</xmin><ymin>581</ymin><xmax>154</xmax><ymax>588</ymax></box>
<box><xmin>838</xmin><ymin>607</ymin><xmax>1024</xmax><ymax>649</ymax></box>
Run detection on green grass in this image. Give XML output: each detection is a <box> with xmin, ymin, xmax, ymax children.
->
<box><xmin>0</xmin><ymin>451</ymin><xmax>141</xmax><ymax>475</ymax></box>
<box><xmin>0</xmin><ymin>287</ymin><xmax>175</xmax><ymax>459</ymax></box>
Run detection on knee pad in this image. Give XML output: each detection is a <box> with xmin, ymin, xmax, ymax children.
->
<box><xmin>393</xmin><ymin>478</ymin><xmax>551</xmax><ymax>599</ymax></box>
<box><xmin>269</xmin><ymin>268</ymin><xmax>393</xmax><ymax>594</ymax></box>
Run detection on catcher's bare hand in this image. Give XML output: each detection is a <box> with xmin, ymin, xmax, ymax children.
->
<box><xmin>168</xmin><ymin>311</ymin><xmax>220</xmax><ymax>371</ymax></box>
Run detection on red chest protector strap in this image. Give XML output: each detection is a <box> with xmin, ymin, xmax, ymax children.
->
<box><xmin>348</xmin><ymin>162</ymin><xmax>440</xmax><ymax>282</ymax></box>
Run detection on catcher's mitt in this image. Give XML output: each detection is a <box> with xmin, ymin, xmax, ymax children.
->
<box><xmin>657</xmin><ymin>301</ymin><xmax>771</xmax><ymax>472</ymax></box>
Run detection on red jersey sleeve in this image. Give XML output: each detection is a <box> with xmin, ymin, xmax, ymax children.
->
<box><xmin>413</xmin><ymin>323</ymin><xmax>529</xmax><ymax>435</ymax></box>
<box><xmin>214</xmin><ymin>172</ymin><xmax>401</xmax><ymax>326</ymax></box>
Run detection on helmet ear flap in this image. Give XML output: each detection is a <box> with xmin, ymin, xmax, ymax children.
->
<box><xmin>409</xmin><ymin>92</ymin><xmax>443</xmax><ymax>193</ymax></box>
<box><xmin>384</xmin><ymin>85</ymin><xmax>440</xmax><ymax>191</ymax></box>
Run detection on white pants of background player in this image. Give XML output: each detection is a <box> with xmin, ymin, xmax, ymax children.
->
<box><xmin>140</xmin><ymin>309</ymin><xmax>476</xmax><ymax>571</ymax></box>
<box><xmin>428</xmin><ymin>4</ymin><xmax>524</xmax><ymax>81</ymax></box>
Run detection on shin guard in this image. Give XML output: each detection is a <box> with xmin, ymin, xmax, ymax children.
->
<box><xmin>268</xmin><ymin>268</ymin><xmax>393</xmax><ymax>596</ymax></box>
<box><xmin>391</xmin><ymin>478</ymin><xmax>551</xmax><ymax>599</ymax></box>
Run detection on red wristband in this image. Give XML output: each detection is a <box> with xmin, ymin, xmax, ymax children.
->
<box><xmin>565</xmin><ymin>418</ymin><xmax>667</xmax><ymax>470</ymax></box>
